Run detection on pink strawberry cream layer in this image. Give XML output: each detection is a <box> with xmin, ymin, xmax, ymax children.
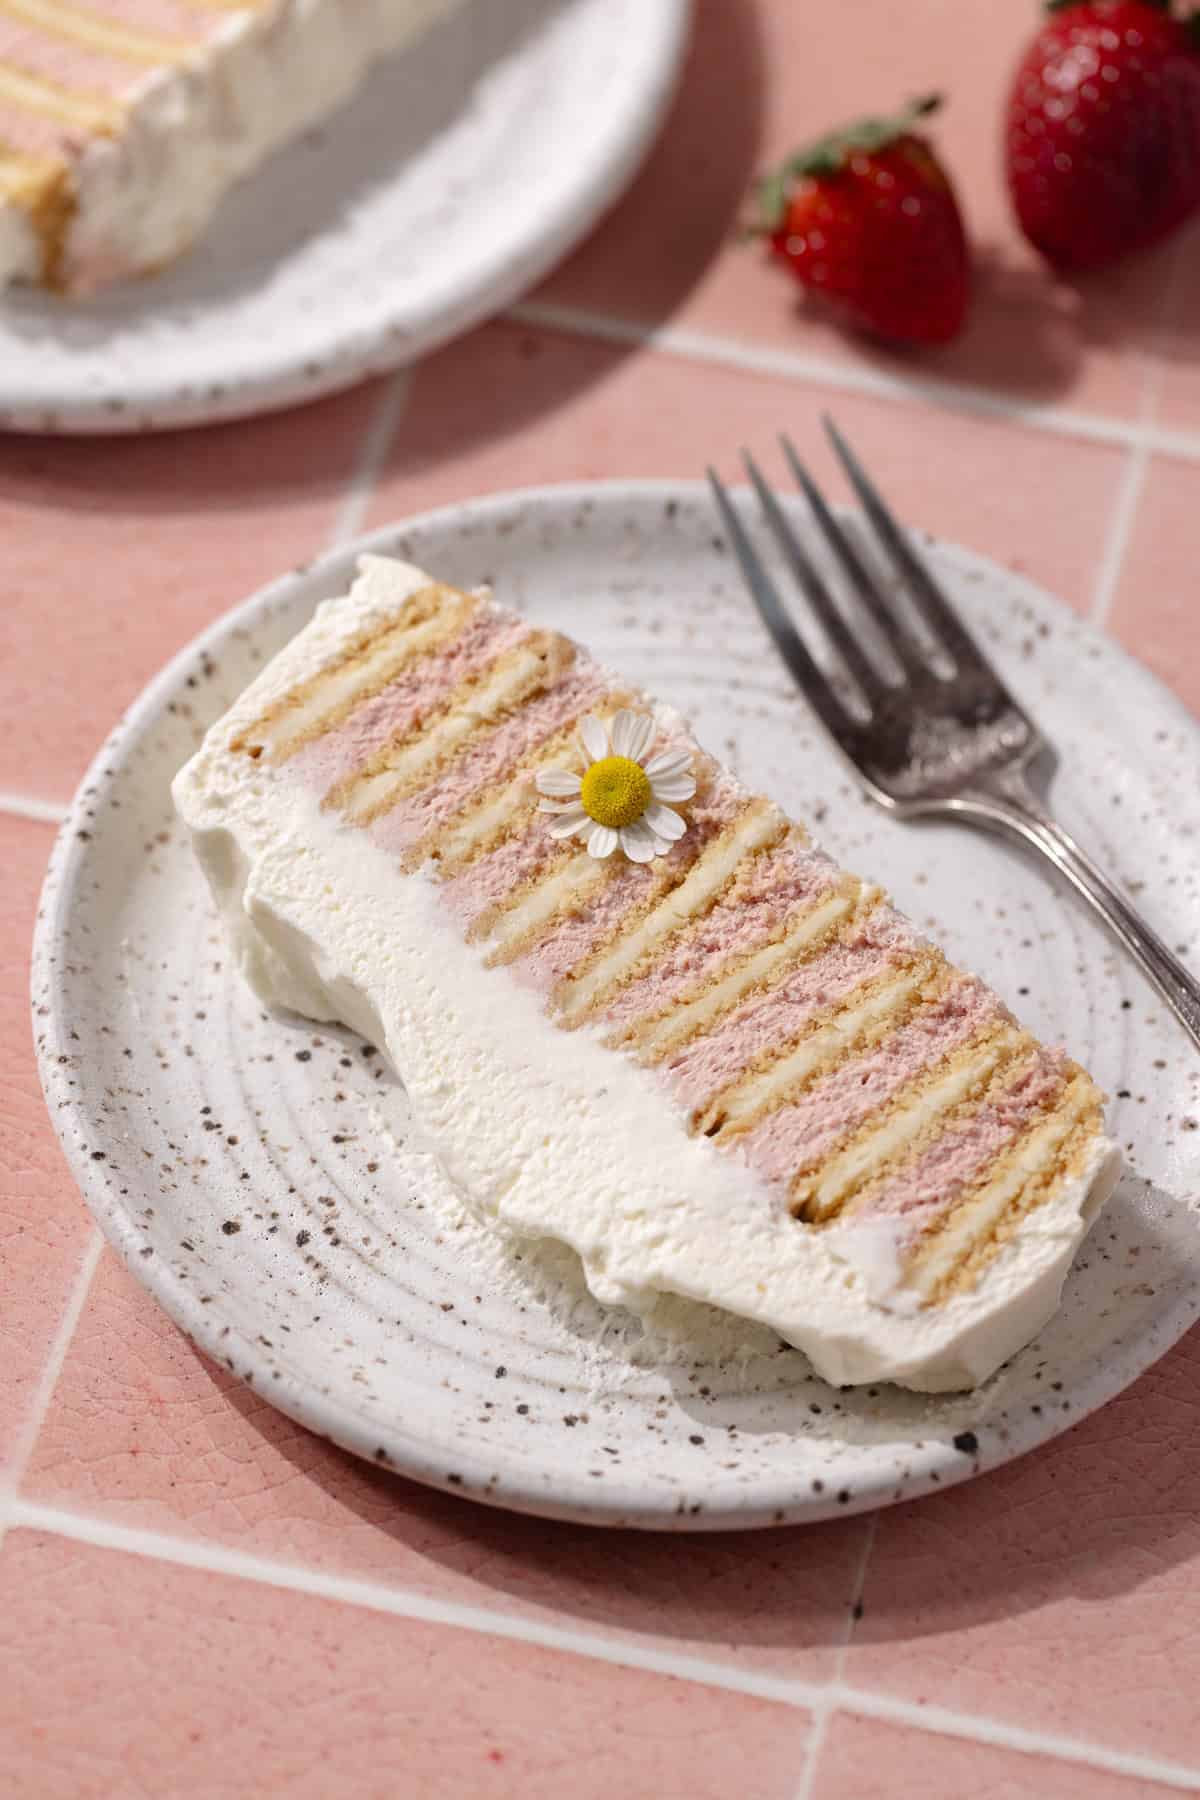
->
<box><xmin>440</xmin><ymin>816</ymin><xmax>563</xmax><ymax>933</ymax></box>
<box><xmin>0</xmin><ymin>0</ymin><xmax>218</xmax><ymax>156</ymax></box>
<box><xmin>663</xmin><ymin>907</ymin><xmax>919</xmax><ymax>1115</ymax></box>
<box><xmin>286</xmin><ymin>609</ymin><xmax>531</xmax><ymax>798</ymax></box>
<box><xmin>510</xmin><ymin>841</ymin><xmax>695</xmax><ymax>993</ymax></box>
<box><xmin>0</xmin><ymin>27</ymin><xmax>144</xmax><ymax>98</ymax></box>
<box><xmin>510</xmin><ymin>772</ymin><xmax>748</xmax><ymax>993</ymax></box>
<box><xmin>738</xmin><ymin>977</ymin><xmax>1000</xmax><ymax>1192</ymax></box>
<box><xmin>601</xmin><ymin>840</ymin><xmax>839</xmax><ymax>1034</ymax></box>
<box><xmin>858</xmin><ymin>1053</ymin><xmax>1068</xmax><ymax>1238</ymax></box>
<box><xmin>370</xmin><ymin>664</ymin><xmax>613</xmax><ymax>862</ymax></box>
<box><xmin>28</xmin><ymin>0</ymin><xmax>217</xmax><ymax>39</ymax></box>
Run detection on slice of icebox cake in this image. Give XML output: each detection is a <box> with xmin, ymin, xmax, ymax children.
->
<box><xmin>173</xmin><ymin>555</ymin><xmax>1121</xmax><ymax>1392</ymax></box>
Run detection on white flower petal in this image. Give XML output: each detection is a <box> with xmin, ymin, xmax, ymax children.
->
<box><xmin>579</xmin><ymin>716</ymin><xmax>608</xmax><ymax>764</ymax></box>
<box><xmin>629</xmin><ymin>716</ymin><xmax>658</xmax><ymax>759</ymax></box>
<box><xmin>644</xmin><ymin>802</ymin><xmax>687</xmax><ymax>842</ymax></box>
<box><xmin>648</xmin><ymin>773</ymin><xmax>697</xmax><ymax>803</ymax></box>
<box><xmin>609</xmin><ymin>709</ymin><xmax>639</xmax><ymax>758</ymax></box>
<box><xmin>626</xmin><ymin>714</ymin><xmax>656</xmax><ymax>763</ymax></box>
<box><xmin>643</xmin><ymin>749</ymin><xmax>693</xmax><ymax>781</ymax></box>
<box><xmin>618</xmin><ymin>819</ymin><xmax>659</xmax><ymax>864</ymax></box>
<box><xmin>536</xmin><ymin>767</ymin><xmax>581</xmax><ymax>798</ymax></box>
<box><xmin>547</xmin><ymin>806</ymin><xmax>588</xmax><ymax>839</ymax></box>
<box><xmin>587</xmin><ymin>823</ymin><xmax>618</xmax><ymax>859</ymax></box>
<box><xmin>537</xmin><ymin>798</ymin><xmax>572</xmax><ymax>813</ymax></box>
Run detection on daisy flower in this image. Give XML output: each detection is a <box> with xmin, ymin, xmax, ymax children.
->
<box><xmin>535</xmin><ymin>710</ymin><xmax>696</xmax><ymax>864</ymax></box>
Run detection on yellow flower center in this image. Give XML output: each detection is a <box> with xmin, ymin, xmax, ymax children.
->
<box><xmin>580</xmin><ymin>755</ymin><xmax>652</xmax><ymax>830</ymax></box>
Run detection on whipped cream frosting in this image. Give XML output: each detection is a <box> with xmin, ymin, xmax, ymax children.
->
<box><xmin>173</xmin><ymin>558</ymin><xmax>1122</xmax><ymax>1392</ymax></box>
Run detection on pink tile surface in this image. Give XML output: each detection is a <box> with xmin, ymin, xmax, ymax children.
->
<box><xmin>0</xmin><ymin>816</ymin><xmax>94</xmax><ymax>1475</ymax></box>
<box><xmin>369</xmin><ymin>320</ymin><xmax>1126</xmax><ymax>614</ymax></box>
<box><xmin>535</xmin><ymin>0</ymin><xmax>1180</xmax><ymax>419</ymax></box>
<box><xmin>0</xmin><ymin>381</ymin><xmax>380</xmax><ymax>805</ymax></box>
<box><xmin>0</xmin><ymin>1531</ymin><xmax>812</xmax><ymax>1800</ymax></box>
<box><xmin>847</xmin><ymin>1323</ymin><xmax>1200</xmax><ymax>1767</ymax></box>
<box><xmin>25</xmin><ymin>1251</ymin><xmax>867</xmax><ymax>1682</ymax></box>
<box><xmin>1109</xmin><ymin>457</ymin><xmax>1200</xmax><ymax>718</ymax></box>
<box><xmin>812</xmin><ymin>1715</ymin><xmax>1176</xmax><ymax>1800</ymax></box>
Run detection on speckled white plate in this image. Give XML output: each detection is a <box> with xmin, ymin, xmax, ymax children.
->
<box><xmin>0</xmin><ymin>0</ymin><xmax>687</xmax><ymax>435</ymax></box>
<box><xmin>34</xmin><ymin>480</ymin><xmax>1200</xmax><ymax>1528</ymax></box>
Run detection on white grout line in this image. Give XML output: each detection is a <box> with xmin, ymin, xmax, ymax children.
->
<box><xmin>328</xmin><ymin>368</ymin><xmax>411</xmax><ymax>549</ymax></box>
<box><xmin>794</xmin><ymin>1701</ymin><xmax>832</xmax><ymax>1800</ymax></box>
<box><xmin>506</xmin><ymin>300</ymin><xmax>1200</xmax><ymax>464</ymax></box>
<box><xmin>0</xmin><ymin>791</ymin><xmax>68</xmax><ymax>825</ymax></box>
<box><xmin>794</xmin><ymin>1514</ymin><xmax>878</xmax><ymax>1800</ymax></box>
<box><xmin>1088</xmin><ymin>239</ymin><xmax>1182</xmax><ymax>629</ymax></box>
<box><xmin>793</xmin><ymin>1710</ymin><xmax>828</xmax><ymax>1800</ymax></box>
<box><xmin>833</xmin><ymin>1686</ymin><xmax>1200</xmax><ymax>1793</ymax></box>
<box><xmin>1088</xmin><ymin>441</ymin><xmax>1149</xmax><ymax>629</ymax></box>
<box><xmin>5</xmin><ymin>1499</ymin><xmax>813</xmax><ymax>1707</ymax></box>
<box><xmin>9</xmin><ymin>1493</ymin><xmax>1200</xmax><ymax>1792</ymax></box>
<box><xmin>0</xmin><ymin>1231</ymin><xmax>103</xmax><ymax>1544</ymax></box>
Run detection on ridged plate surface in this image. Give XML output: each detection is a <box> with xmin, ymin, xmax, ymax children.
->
<box><xmin>34</xmin><ymin>481</ymin><xmax>1200</xmax><ymax>1527</ymax></box>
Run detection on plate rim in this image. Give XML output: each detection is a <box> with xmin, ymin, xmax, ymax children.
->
<box><xmin>32</xmin><ymin>477</ymin><xmax>1200</xmax><ymax>1529</ymax></box>
<box><xmin>0</xmin><ymin>0</ymin><xmax>691</xmax><ymax>436</ymax></box>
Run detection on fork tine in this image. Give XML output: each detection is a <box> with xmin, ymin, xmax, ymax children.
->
<box><xmin>821</xmin><ymin>415</ymin><xmax>1001</xmax><ymax>682</ymax></box>
<box><xmin>707</xmin><ymin>468</ymin><xmax>861</xmax><ymax>753</ymax></box>
<box><xmin>741</xmin><ymin>450</ymin><xmax>887</xmax><ymax>706</ymax></box>
<box><xmin>779</xmin><ymin>434</ymin><xmax>928</xmax><ymax>682</ymax></box>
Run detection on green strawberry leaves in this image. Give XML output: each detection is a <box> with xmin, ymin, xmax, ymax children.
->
<box><xmin>754</xmin><ymin>95</ymin><xmax>942</xmax><ymax>234</ymax></box>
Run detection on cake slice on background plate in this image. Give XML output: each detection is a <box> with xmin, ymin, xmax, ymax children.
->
<box><xmin>173</xmin><ymin>555</ymin><xmax>1121</xmax><ymax>1393</ymax></box>
<box><xmin>0</xmin><ymin>0</ymin><xmax>466</xmax><ymax>292</ymax></box>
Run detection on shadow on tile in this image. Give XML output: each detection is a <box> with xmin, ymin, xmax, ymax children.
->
<box><xmin>1144</xmin><ymin>215</ymin><xmax>1200</xmax><ymax>388</ymax></box>
<box><xmin>210</xmin><ymin>1312</ymin><xmax>1200</xmax><ymax>1667</ymax></box>
<box><xmin>775</xmin><ymin>248</ymin><xmax>1088</xmax><ymax>405</ymax></box>
<box><xmin>212</xmin><ymin>1362</ymin><xmax>866</xmax><ymax>1672</ymax></box>
<box><xmin>852</xmin><ymin>1319</ymin><xmax>1200</xmax><ymax>1643</ymax></box>
<box><xmin>570</xmin><ymin>0</ymin><xmax>769</xmax><ymax>330</ymax></box>
<box><xmin>787</xmin><ymin>232</ymin><xmax>1200</xmax><ymax>410</ymax></box>
<box><xmin>0</xmin><ymin>379</ymin><xmax>384</xmax><ymax>516</ymax></box>
<box><xmin>32</xmin><ymin>1227</ymin><xmax>1198</xmax><ymax>1677</ymax></box>
<box><xmin>370</xmin><ymin>0</ymin><xmax>770</xmax><ymax>479</ymax></box>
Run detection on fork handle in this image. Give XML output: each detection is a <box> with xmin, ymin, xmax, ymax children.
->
<box><xmin>948</xmin><ymin>766</ymin><xmax>1200</xmax><ymax>1054</ymax></box>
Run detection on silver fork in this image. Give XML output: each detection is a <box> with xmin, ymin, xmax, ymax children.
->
<box><xmin>708</xmin><ymin>417</ymin><xmax>1200</xmax><ymax>1052</ymax></box>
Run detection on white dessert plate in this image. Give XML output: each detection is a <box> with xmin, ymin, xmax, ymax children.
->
<box><xmin>0</xmin><ymin>0</ymin><xmax>687</xmax><ymax>435</ymax></box>
<box><xmin>34</xmin><ymin>480</ymin><xmax>1200</xmax><ymax>1529</ymax></box>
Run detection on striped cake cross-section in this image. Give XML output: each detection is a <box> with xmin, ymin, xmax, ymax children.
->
<box><xmin>174</xmin><ymin>556</ymin><xmax>1121</xmax><ymax>1391</ymax></box>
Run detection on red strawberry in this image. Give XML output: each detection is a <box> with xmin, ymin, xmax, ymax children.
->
<box><xmin>1006</xmin><ymin>0</ymin><xmax>1200</xmax><ymax>269</ymax></box>
<box><xmin>755</xmin><ymin>95</ymin><xmax>970</xmax><ymax>347</ymax></box>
